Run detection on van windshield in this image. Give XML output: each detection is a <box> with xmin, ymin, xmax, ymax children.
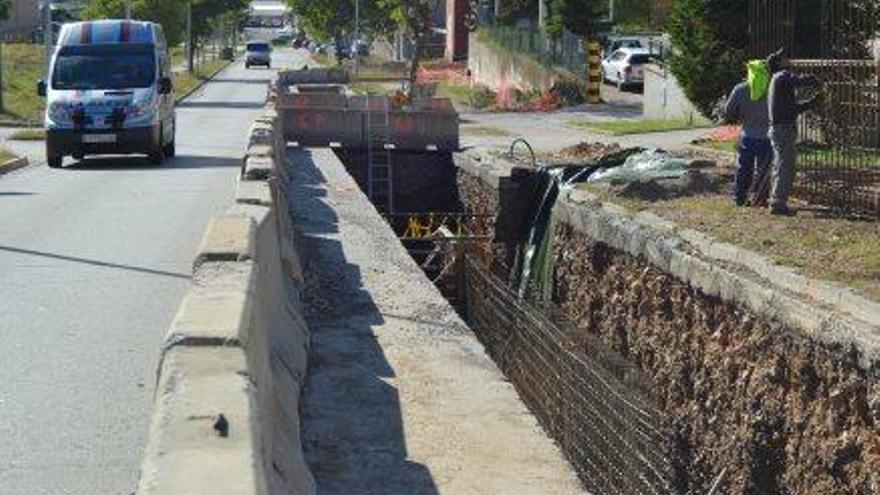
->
<box><xmin>52</xmin><ymin>44</ymin><xmax>155</xmax><ymax>90</ymax></box>
<box><xmin>247</xmin><ymin>43</ymin><xmax>269</xmax><ymax>52</ymax></box>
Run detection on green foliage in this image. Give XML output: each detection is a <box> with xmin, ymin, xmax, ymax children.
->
<box><xmin>82</xmin><ymin>0</ymin><xmax>246</xmax><ymax>46</ymax></box>
<box><xmin>667</xmin><ymin>0</ymin><xmax>748</xmax><ymax>118</ymax></box>
<box><xmin>0</xmin><ymin>0</ymin><xmax>10</xmax><ymax>21</ymax></box>
<box><xmin>546</xmin><ymin>0</ymin><xmax>607</xmax><ymax>38</ymax></box>
<box><xmin>285</xmin><ymin>0</ymin><xmax>395</xmax><ymax>42</ymax></box>
<box><xmin>496</xmin><ymin>0</ymin><xmax>537</xmax><ymax>25</ymax></box>
<box><xmin>82</xmin><ymin>0</ymin><xmax>187</xmax><ymax>45</ymax></box>
<box><xmin>612</xmin><ymin>0</ymin><xmax>653</xmax><ymax>27</ymax></box>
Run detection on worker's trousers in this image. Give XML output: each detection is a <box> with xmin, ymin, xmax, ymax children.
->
<box><xmin>769</xmin><ymin>124</ymin><xmax>798</xmax><ymax>209</ymax></box>
<box><xmin>733</xmin><ymin>136</ymin><xmax>773</xmax><ymax>206</ymax></box>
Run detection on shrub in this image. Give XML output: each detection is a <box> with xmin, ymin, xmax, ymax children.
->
<box><xmin>667</xmin><ymin>0</ymin><xmax>749</xmax><ymax>119</ymax></box>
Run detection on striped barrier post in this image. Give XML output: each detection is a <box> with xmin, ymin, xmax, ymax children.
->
<box><xmin>586</xmin><ymin>41</ymin><xmax>602</xmax><ymax>104</ymax></box>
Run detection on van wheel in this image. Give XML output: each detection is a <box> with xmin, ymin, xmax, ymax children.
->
<box><xmin>245</xmin><ymin>62</ymin><xmax>250</xmax><ymax>69</ymax></box>
<box><xmin>149</xmin><ymin>149</ymin><xmax>165</xmax><ymax>165</ymax></box>
<box><xmin>47</xmin><ymin>154</ymin><xmax>62</xmax><ymax>169</ymax></box>
<box><xmin>163</xmin><ymin>138</ymin><xmax>176</xmax><ymax>158</ymax></box>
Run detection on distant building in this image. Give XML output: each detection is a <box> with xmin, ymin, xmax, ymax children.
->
<box><xmin>1</xmin><ymin>0</ymin><xmax>40</xmax><ymax>40</ymax></box>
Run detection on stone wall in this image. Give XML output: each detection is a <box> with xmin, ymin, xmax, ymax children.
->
<box><xmin>468</xmin><ymin>31</ymin><xmax>573</xmax><ymax>93</ymax></box>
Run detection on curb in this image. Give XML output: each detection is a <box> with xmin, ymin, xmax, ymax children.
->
<box><xmin>0</xmin><ymin>156</ymin><xmax>28</xmax><ymax>176</ymax></box>
<box><xmin>175</xmin><ymin>57</ymin><xmax>238</xmax><ymax>104</ymax></box>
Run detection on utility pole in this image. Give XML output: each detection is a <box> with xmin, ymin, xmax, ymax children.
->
<box><xmin>42</xmin><ymin>0</ymin><xmax>52</xmax><ymax>73</ymax></box>
<box><xmin>186</xmin><ymin>3</ymin><xmax>193</xmax><ymax>73</ymax></box>
<box><xmin>354</xmin><ymin>0</ymin><xmax>359</xmax><ymax>75</ymax></box>
<box><xmin>124</xmin><ymin>0</ymin><xmax>131</xmax><ymax>20</ymax></box>
<box><xmin>538</xmin><ymin>0</ymin><xmax>546</xmax><ymax>31</ymax></box>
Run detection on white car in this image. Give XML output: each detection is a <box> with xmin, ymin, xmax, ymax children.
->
<box><xmin>601</xmin><ymin>48</ymin><xmax>653</xmax><ymax>90</ymax></box>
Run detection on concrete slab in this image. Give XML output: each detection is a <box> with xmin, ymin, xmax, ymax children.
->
<box><xmin>287</xmin><ymin>147</ymin><xmax>586</xmax><ymax>495</ymax></box>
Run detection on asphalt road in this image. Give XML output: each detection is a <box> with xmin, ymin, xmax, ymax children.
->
<box><xmin>0</xmin><ymin>48</ymin><xmax>306</xmax><ymax>495</ymax></box>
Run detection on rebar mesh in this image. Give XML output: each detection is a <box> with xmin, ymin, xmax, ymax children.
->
<box><xmin>463</xmin><ymin>254</ymin><xmax>678</xmax><ymax>495</ymax></box>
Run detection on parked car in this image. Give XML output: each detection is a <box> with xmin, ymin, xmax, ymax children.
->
<box><xmin>601</xmin><ymin>47</ymin><xmax>653</xmax><ymax>90</ymax></box>
<box><xmin>603</xmin><ymin>37</ymin><xmax>642</xmax><ymax>58</ymax></box>
<box><xmin>350</xmin><ymin>39</ymin><xmax>369</xmax><ymax>57</ymax></box>
<box><xmin>245</xmin><ymin>41</ymin><xmax>272</xmax><ymax>68</ymax></box>
<box><xmin>334</xmin><ymin>39</ymin><xmax>350</xmax><ymax>59</ymax></box>
<box><xmin>38</xmin><ymin>20</ymin><xmax>176</xmax><ymax>168</ymax></box>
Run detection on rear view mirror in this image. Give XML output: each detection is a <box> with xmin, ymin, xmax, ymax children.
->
<box><xmin>37</xmin><ymin>80</ymin><xmax>46</xmax><ymax>97</ymax></box>
<box><xmin>158</xmin><ymin>77</ymin><xmax>172</xmax><ymax>95</ymax></box>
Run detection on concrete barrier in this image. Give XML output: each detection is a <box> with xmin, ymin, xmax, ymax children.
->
<box><xmin>136</xmin><ymin>105</ymin><xmax>315</xmax><ymax>495</ymax></box>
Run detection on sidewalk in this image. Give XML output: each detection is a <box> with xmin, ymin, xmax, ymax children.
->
<box><xmin>460</xmin><ymin>109</ymin><xmax>717</xmax><ymax>155</ymax></box>
<box><xmin>287</xmin><ymin>147</ymin><xmax>587</xmax><ymax>495</ymax></box>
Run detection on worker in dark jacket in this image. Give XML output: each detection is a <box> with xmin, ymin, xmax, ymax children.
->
<box><xmin>765</xmin><ymin>48</ymin><xmax>822</xmax><ymax>216</ymax></box>
<box><xmin>724</xmin><ymin>59</ymin><xmax>772</xmax><ymax>206</ymax></box>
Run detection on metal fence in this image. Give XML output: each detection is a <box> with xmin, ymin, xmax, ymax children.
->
<box><xmin>480</xmin><ymin>25</ymin><xmax>589</xmax><ymax>76</ymax></box>
<box><xmin>750</xmin><ymin>0</ymin><xmax>880</xmax><ymax>216</ymax></box>
<box><xmin>463</xmin><ymin>253</ymin><xmax>678</xmax><ymax>495</ymax></box>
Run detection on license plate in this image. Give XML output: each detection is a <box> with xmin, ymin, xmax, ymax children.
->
<box><xmin>82</xmin><ymin>133</ymin><xmax>116</xmax><ymax>144</ymax></box>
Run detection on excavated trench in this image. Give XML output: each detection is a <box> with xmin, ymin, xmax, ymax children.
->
<box><xmin>333</xmin><ymin>149</ymin><xmax>678</xmax><ymax>495</ymax></box>
<box><xmin>332</xmin><ymin>148</ymin><xmax>879</xmax><ymax>495</ymax></box>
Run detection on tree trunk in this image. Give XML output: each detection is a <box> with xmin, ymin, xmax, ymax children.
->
<box><xmin>407</xmin><ymin>34</ymin><xmax>423</xmax><ymax>98</ymax></box>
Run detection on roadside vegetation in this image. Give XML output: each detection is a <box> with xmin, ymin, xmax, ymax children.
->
<box><xmin>0</xmin><ymin>44</ymin><xmax>46</xmax><ymax>123</ymax></box>
<box><xmin>572</xmin><ymin>118</ymin><xmax>712</xmax><ymax>135</ymax></box>
<box><xmin>9</xmin><ymin>127</ymin><xmax>45</xmax><ymax>140</ymax></box>
<box><xmin>172</xmin><ymin>57</ymin><xmax>230</xmax><ymax>99</ymax></box>
<box><xmin>0</xmin><ymin>148</ymin><xmax>16</xmax><ymax>164</ymax></box>
<box><xmin>575</xmin><ymin>184</ymin><xmax>880</xmax><ymax>301</ymax></box>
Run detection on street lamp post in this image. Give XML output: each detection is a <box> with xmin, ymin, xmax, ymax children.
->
<box><xmin>42</xmin><ymin>0</ymin><xmax>52</xmax><ymax>72</ymax></box>
<box><xmin>186</xmin><ymin>3</ymin><xmax>193</xmax><ymax>73</ymax></box>
<box><xmin>354</xmin><ymin>0</ymin><xmax>359</xmax><ymax>75</ymax></box>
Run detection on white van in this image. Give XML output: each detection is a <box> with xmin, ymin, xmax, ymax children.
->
<box><xmin>38</xmin><ymin>20</ymin><xmax>175</xmax><ymax>168</ymax></box>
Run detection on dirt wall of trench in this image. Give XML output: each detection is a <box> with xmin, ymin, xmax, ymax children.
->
<box><xmin>553</xmin><ymin>223</ymin><xmax>877</xmax><ymax>495</ymax></box>
<box><xmin>453</xmin><ymin>153</ymin><xmax>879</xmax><ymax>495</ymax></box>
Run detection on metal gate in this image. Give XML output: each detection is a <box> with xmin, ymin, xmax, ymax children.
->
<box><xmin>750</xmin><ymin>0</ymin><xmax>879</xmax><ymax>216</ymax></box>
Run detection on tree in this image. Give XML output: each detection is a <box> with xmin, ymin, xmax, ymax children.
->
<box><xmin>285</xmin><ymin>0</ymin><xmax>395</xmax><ymax>42</ymax></box>
<box><xmin>612</xmin><ymin>0</ymin><xmax>653</xmax><ymax>29</ymax></box>
<box><xmin>82</xmin><ymin>0</ymin><xmax>188</xmax><ymax>46</ymax></box>
<box><xmin>382</xmin><ymin>0</ymin><xmax>433</xmax><ymax>92</ymax></box>
<box><xmin>495</xmin><ymin>0</ymin><xmax>538</xmax><ymax>25</ymax></box>
<box><xmin>545</xmin><ymin>0</ymin><xmax>607</xmax><ymax>38</ymax></box>
<box><xmin>0</xmin><ymin>0</ymin><xmax>9</xmax><ymax>113</ymax></box>
<box><xmin>666</xmin><ymin>0</ymin><xmax>749</xmax><ymax>118</ymax></box>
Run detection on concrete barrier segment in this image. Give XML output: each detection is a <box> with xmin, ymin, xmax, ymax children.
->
<box><xmin>136</xmin><ymin>346</ymin><xmax>266</xmax><ymax>495</ymax></box>
<box><xmin>138</xmin><ymin>107</ymin><xmax>315</xmax><ymax>495</ymax></box>
<box><xmin>241</xmin><ymin>156</ymin><xmax>274</xmax><ymax>181</ymax></box>
<box><xmin>193</xmin><ymin>215</ymin><xmax>257</xmax><ymax>269</ymax></box>
<box><xmin>165</xmin><ymin>290</ymin><xmax>254</xmax><ymax>350</ymax></box>
<box><xmin>236</xmin><ymin>178</ymin><xmax>273</xmax><ymax>206</ymax></box>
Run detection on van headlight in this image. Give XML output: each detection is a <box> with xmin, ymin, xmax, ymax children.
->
<box><xmin>48</xmin><ymin>101</ymin><xmax>71</xmax><ymax>122</ymax></box>
<box><xmin>127</xmin><ymin>99</ymin><xmax>155</xmax><ymax>119</ymax></box>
